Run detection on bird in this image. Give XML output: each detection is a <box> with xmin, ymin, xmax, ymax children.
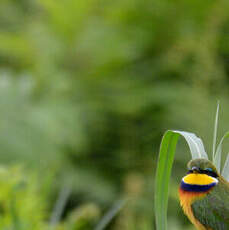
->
<box><xmin>179</xmin><ymin>158</ymin><xmax>229</xmax><ymax>230</ymax></box>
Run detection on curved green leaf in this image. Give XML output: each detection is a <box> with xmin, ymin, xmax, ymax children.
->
<box><xmin>155</xmin><ymin>130</ymin><xmax>207</xmax><ymax>230</ymax></box>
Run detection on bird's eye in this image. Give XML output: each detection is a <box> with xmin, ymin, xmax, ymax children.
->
<box><xmin>204</xmin><ymin>167</ymin><xmax>218</xmax><ymax>178</ymax></box>
<box><xmin>205</xmin><ymin>168</ymin><xmax>213</xmax><ymax>172</ymax></box>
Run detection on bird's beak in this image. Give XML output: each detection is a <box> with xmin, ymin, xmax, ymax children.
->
<box><xmin>192</xmin><ymin>166</ymin><xmax>199</xmax><ymax>173</ymax></box>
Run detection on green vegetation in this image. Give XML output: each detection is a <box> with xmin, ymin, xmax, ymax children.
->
<box><xmin>1</xmin><ymin>0</ymin><xmax>229</xmax><ymax>229</ymax></box>
<box><xmin>155</xmin><ymin>105</ymin><xmax>229</xmax><ymax>230</ymax></box>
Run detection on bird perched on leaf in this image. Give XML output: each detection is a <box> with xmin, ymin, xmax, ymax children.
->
<box><xmin>179</xmin><ymin>158</ymin><xmax>229</xmax><ymax>230</ymax></box>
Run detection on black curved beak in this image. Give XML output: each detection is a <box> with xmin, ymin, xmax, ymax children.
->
<box><xmin>191</xmin><ymin>166</ymin><xmax>199</xmax><ymax>173</ymax></box>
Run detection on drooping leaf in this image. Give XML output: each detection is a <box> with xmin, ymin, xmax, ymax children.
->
<box><xmin>173</xmin><ymin>130</ymin><xmax>208</xmax><ymax>159</ymax></box>
<box><xmin>155</xmin><ymin>130</ymin><xmax>207</xmax><ymax>230</ymax></box>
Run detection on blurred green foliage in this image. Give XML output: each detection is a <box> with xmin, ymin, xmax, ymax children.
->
<box><xmin>0</xmin><ymin>166</ymin><xmax>46</xmax><ymax>230</ymax></box>
<box><xmin>0</xmin><ymin>0</ymin><xmax>229</xmax><ymax>229</ymax></box>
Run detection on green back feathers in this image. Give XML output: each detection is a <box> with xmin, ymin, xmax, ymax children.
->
<box><xmin>192</xmin><ymin>176</ymin><xmax>229</xmax><ymax>230</ymax></box>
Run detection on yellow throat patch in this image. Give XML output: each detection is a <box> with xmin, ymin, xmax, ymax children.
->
<box><xmin>182</xmin><ymin>173</ymin><xmax>218</xmax><ymax>185</ymax></box>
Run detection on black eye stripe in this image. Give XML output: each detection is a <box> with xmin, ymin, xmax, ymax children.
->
<box><xmin>187</xmin><ymin>169</ymin><xmax>218</xmax><ymax>178</ymax></box>
<box><xmin>201</xmin><ymin>170</ymin><xmax>218</xmax><ymax>178</ymax></box>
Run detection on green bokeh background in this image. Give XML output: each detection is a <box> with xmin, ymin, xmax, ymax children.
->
<box><xmin>0</xmin><ymin>0</ymin><xmax>229</xmax><ymax>229</ymax></box>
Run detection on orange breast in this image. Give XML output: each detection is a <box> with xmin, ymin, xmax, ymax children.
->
<box><xmin>179</xmin><ymin>188</ymin><xmax>208</xmax><ymax>230</ymax></box>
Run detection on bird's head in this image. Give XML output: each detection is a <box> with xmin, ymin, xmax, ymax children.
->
<box><xmin>187</xmin><ymin>158</ymin><xmax>219</xmax><ymax>178</ymax></box>
<box><xmin>180</xmin><ymin>158</ymin><xmax>219</xmax><ymax>192</ymax></box>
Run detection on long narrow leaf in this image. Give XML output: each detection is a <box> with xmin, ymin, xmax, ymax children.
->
<box><xmin>222</xmin><ymin>153</ymin><xmax>229</xmax><ymax>181</ymax></box>
<box><xmin>214</xmin><ymin>131</ymin><xmax>229</xmax><ymax>173</ymax></box>
<box><xmin>49</xmin><ymin>184</ymin><xmax>72</xmax><ymax>229</ymax></box>
<box><xmin>212</xmin><ymin>102</ymin><xmax>219</xmax><ymax>161</ymax></box>
<box><xmin>95</xmin><ymin>199</ymin><xmax>127</xmax><ymax>230</ymax></box>
<box><xmin>155</xmin><ymin>130</ymin><xmax>207</xmax><ymax>230</ymax></box>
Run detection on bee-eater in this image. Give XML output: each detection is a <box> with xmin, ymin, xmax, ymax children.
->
<box><xmin>179</xmin><ymin>158</ymin><xmax>229</xmax><ymax>230</ymax></box>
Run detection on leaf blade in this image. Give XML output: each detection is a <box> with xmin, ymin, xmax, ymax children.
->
<box><xmin>173</xmin><ymin>130</ymin><xmax>208</xmax><ymax>159</ymax></box>
<box><xmin>95</xmin><ymin>199</ymin><xmax>127</xmax><ymax>230</ymax></box>
<box><xmin>155</xmin><ymin>130</ymin><xmax>207</xmax><ymax>230</ymax></box>
<box><xmin>222</xmin><ymin>153</ymin><xmax>229</xmax><ymax>181</ymax></box>
<box><xmin>214</xmin><ymin>132</ymin><xmax>229</xmax><ymax>173</ymax></box>
<box><xmin>212</xmin><ymin>102</ymin><xmax>220</xmax><ymax>161</ymax></box>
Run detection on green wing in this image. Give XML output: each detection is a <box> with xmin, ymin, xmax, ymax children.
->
<box><xmin>192</xmin><ymin>180</ymin><xmax>229</xmax><ymax>230</ymax></box>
